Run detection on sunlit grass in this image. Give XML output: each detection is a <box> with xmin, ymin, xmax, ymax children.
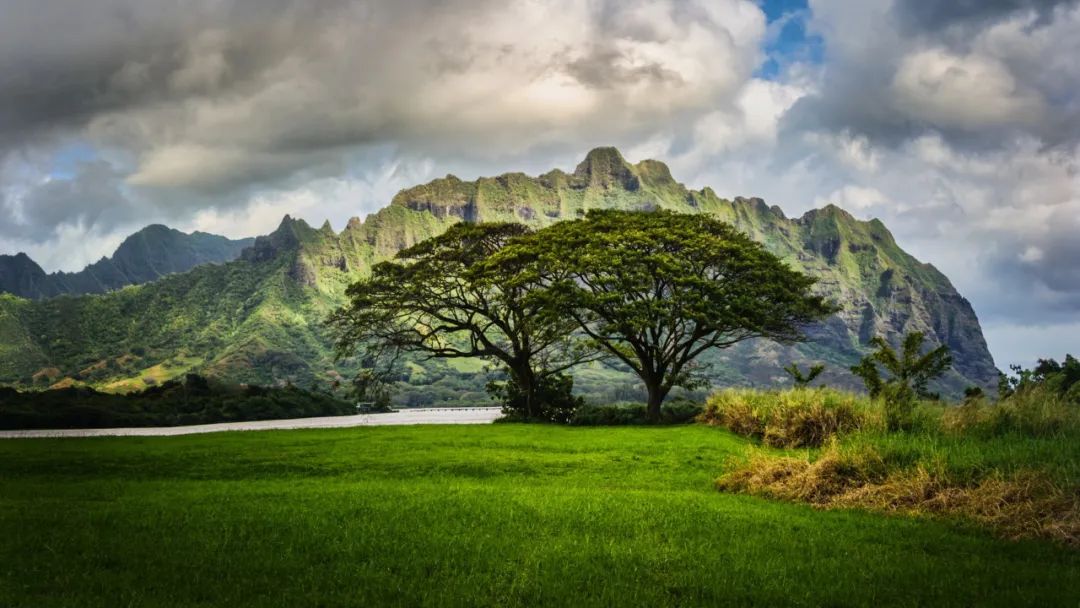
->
<box><xmin>1</xmin><ymin>424</ymin><xmax>1077</xmax><ymax>607</ymax></box>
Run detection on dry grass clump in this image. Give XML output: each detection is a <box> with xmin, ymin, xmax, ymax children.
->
<box><xmin>717</xmin><ymin>445</ymin><xmax>1080</xmax><ymax>547</ymax></box>
<box><xmin>699</xmin><ymin>388</ymin><xmax>871</xmax><ymax>448</ymax></box>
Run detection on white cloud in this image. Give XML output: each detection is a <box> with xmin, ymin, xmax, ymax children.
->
<box><xmin>814</xmin><ymin>184</ymin><xmax>889</xmax><ymax>210</ymax></box>
<box><xmin>891</xmin><ymin>48</ymin><xmax>1044</xmax><ymax>130</ymax></box>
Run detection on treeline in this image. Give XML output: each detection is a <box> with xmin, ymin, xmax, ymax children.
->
<box><xmin>0</xmin><ymin>374</ymin><xmax>354</xmax><ymax>430</ymax></box>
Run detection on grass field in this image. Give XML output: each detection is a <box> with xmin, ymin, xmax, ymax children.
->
<box><xmin>1</xmin><ymin>424</ymin><xmax>1078</xmax><ymax>607</ymax></box>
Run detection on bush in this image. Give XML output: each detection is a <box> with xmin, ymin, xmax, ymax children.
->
<box><xmin>699</xmin><ymin>388</ymin><xmax>869</xmax><ymax>448</ymax></box>
<box><xmin>489</xmin><ymin>372</ymin><xmax>584</xmax><ymax>423</ymax></box>
<box><xmin>570</xmin><ymin>402</ymin><xmax>647</xmax><ymax>426</ymax></box>
<box><xmin>881</xmin><ymin>383</ymin><xmax>917</xmax><ymax>432</ymax></box>
<box><xmin>0</xmin><ymin>375</ymin><xmax>356</xmax><ymax>430</ymax></box>
<box><xmin>568</xmin><ymin>399</ymin><xmax>703</xmax><ymax>426</ymax></box>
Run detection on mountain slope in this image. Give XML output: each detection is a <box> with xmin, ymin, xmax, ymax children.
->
<box><xmin>0</xmin><ymin>225</ymin><xmax>254</xmax><ymax>299</ymax></box>
<box><xmin>0</xmin><ymin>148</ymin><xmax>998</xmax><ymax>399</ymax></box>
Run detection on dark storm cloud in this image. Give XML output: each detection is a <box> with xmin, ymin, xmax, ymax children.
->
<box><xmin>984</xmin><ymin>209</ymin><xmax>1080</xmax><ymax>317</ymax></box>
<box><xmin>1</xmin><ymin>0</ymin><xmax>766</xmax><ymax>243</ymax></box>
<box><xmin>566</xmin><ymin>47</ymin><xmax>683</xmax><ymax>89</ymax></box>
<box><xmin>784</xmin><ymin>0</ymin><xmax>1080</xmax><ymax>153</ymax></box>
<box><xmin>2</xmin><ymin>160</ymin><xmax>135</xmax><ymax>242</ymax></box>
<box><xmin>892</xmin><ymin>0</ymin><xmax>1077</xmax><ymax>32</ymax></box>
<box><xmin>7</xmin><ymin>4</ymin><xmax>363</xmax><ymax>135</ymax></box>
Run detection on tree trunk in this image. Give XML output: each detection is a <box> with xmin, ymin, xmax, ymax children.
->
<box><xmin>509</xmin><ymin>363</ymin><xmax>539</xmax><ymax>419</ymax></box>
<box><xmin>645</xmin><ymin>381</ymin><xmax>667</xmax><ymax>424</ymax></box>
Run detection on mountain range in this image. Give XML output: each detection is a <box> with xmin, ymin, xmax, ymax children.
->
<box><xmin>0</xmin><ymin>226</ymin><xmax>253</xmax><ymax>299</ymax></box>
<box><xmin>0</xmin><ymin>148</ymin><xmax>999</xmax><ymax>401</ymax></box>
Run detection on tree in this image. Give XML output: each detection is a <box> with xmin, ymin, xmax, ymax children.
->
<box><xmin>784</xmin><ymin>363</ymin><xmax>825</xmax><ymax>387</ymax></box>
<box><xmin>850</xmin><ymin>332</ymin><xmax>952</xmax><ymax>430</ymax></box>
<box><xmin>493</xmin><ymin>209</ymin><xmax>838</xmax><ymax>422</ymax></box>
<box><xmin>851</xmin><ymin>332</ymin><xmax>952</xmax><ymax>399</ymax></box>
<box><xmin>999</xmin><ymin>354</ymin><xmax>1080</xmax><ymax>404</ymax></box>
<box><xmin>328</xmin><ymin>222</ymin><xmax>591</xmax><ymax>420</ymax></box>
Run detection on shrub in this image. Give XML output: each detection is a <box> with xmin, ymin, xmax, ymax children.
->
<box><xmin>570</xmin><ymin>403</ymin><xmax>647</xmax><ymax>426</ymax></box>
<box><xmin>881</xmin><ymin>383</ymin><xmax>916</xmax><ymax>432</ymax></box>
<box><xmin>489</xmin><ymin>372</ymin><xmax>583</xmax><ymax>424</ymax></box>
<box><xmin>568</xmin><ymin>400</ymin><xmax>703</xmax><ymax>426</ymax></box>
<box><xmin>699</xmin><ymin>388</ymin><xmax>869</xmax><ymax>448</ymax></box>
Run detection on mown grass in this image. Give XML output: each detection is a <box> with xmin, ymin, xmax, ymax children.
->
<box><xmin>1</xmin><ymin>424</ymin><xmax>1078</xmax><ymax>607</ymax></box>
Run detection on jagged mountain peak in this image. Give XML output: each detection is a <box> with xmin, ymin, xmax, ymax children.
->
<box><xmin>573</xmin><ymin>146</ymin><xmax>640</xmax><ymax>190</ymax></box>
<box><xmin>0</xmin><ymin>225</ymin><xmax>255</xmax><ymax>300</ymax></box>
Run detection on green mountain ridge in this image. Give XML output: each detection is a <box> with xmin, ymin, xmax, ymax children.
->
<box><xmin>0</xmin><ymin>225</ymin><xmax>254</xmax><ymax>299</ymax></box>
<box><xmin>0</xmin><ymin>148</ymin><xmax>998</xmax><ymax>401</ymax></box>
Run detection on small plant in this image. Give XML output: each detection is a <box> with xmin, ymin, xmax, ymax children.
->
<box><xmin>784</xmin><ymin>362</ymin><xmax>825</xmax><ymax>387</ymax></box>
<box><xmin>850</xmin><ymin>332</ymin><xmax>952</xmax><ymax>431</ymax></box>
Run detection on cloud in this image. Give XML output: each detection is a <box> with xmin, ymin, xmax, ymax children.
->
<box><xmin>1</xmin><ymin>159</ymin><xmax>136</xmax><ymax>243</ymax></box>
<box><xmin>890</xmin><ymin>48</ymin><xmax>1045</xmax><ymax>130</ymax></box>
<box><xmin>892</xmin><ymin>0</ymin><xmax>1077</xmax><ymax>32</ymax></box>
<box><xmin>2</xmin><ymin>0</ymin><xmax>766</xmax><ymax>191</ymax></box>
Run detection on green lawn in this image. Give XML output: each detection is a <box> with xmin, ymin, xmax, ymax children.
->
<box><xmin>0</xmin><ymin>425</ymin><xmax>1077</xmax><ymax>607</ymax></box>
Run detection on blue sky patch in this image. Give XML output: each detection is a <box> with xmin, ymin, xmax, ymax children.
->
<box><xmin>49</xmin><ymin>142</ymin><xmax>98</xmax><ymax>179</ymax></box>
<box><xmin>756</xmin><ymin>0</ymin><xmax>824</xmax><ymax>79</ymax></box>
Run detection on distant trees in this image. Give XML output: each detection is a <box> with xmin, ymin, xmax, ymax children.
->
<box><xmin>999</xmin><ymin>354</ymin><xmax>1080</xmax><ymax>403</ymax></box>
<box><xmin>332</xmin><ymin>210</ymin><xmax>837</xmax><ymax>423</ymax></box>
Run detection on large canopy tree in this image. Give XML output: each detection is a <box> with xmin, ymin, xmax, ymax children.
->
<box><xmin>493</xmin><ymin>209</ymin><xmax>838</xmax><ymax>422</ymax></box>
<box><xmin>328</xmin><ymin>222</ymin><xmax>589</xmax><ymax>419</ymax></box>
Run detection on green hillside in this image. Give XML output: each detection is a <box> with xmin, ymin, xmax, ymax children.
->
<box><xmin>0</xmin><ymin>148</ymin><xmax>998</xmax><ymax>401</ymax></box>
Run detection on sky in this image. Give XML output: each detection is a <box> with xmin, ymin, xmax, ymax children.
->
<box><xmin>0</xmin><ymin>0</ymin><xmax>1077</xmax><ymax>369</ymax></box>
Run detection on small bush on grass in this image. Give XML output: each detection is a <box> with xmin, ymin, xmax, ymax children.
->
<box><xmin>490</xmin><ymin>373</ymin><xmax>584</xmax><ymax>424</ymax></box>
<box><xmin>698</xmin><ymin>388</ymin><xmax>870</xmax><ymax>448</ymax></box>
<box><xmin>568</xmin><ymin>399</ymin><xmax>704</xmax><ymax>426</ymax></box>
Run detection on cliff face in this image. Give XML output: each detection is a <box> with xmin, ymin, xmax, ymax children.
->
<box><xmin>0</xmin><ymin>148</ymin><xmax>998</xmax><ymax>397</ymax></box>
<box><xmin>0</xmin><ymin>225</ymin><xmax>254</xmax><ymax>299</ymax></box>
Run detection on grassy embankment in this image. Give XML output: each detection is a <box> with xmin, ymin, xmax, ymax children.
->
<box><xmin>1</xmin><ymin>423</ymin><xmax>1077</xmax><ymax>607</ymax></box>
<box><xmin>702</xmin><ymin>387</ymin><xmax>1080</xmax><ymax>546</ymax></box>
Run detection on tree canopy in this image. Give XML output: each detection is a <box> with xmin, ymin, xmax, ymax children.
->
<box><xmin>491</xmin><ymin>209</ymin><xmax>838</xmax><ymax>421</ymax></box>
<box><xmin>328</xmin><ymin>222</ymin><xmax>588</xmax><ymax>420</ymax></box>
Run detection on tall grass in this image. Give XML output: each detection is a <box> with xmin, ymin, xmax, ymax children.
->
<box><xmin>698</xmin><ymin>387</ymin><xmax>874</xmax><ymax>448</ymax></box>
<box><xmin>709</xmin><ymin>386</ymin><xmax>1080</xmax><ymax>546</ymax></box>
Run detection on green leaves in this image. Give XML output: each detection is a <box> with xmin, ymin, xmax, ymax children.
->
<box><xmin>330</xmin><ymin>222</ymin><xmax>589</xmax><ymax>418</ymax></box>
<box><xmin>851</xmin><ymin>332</ymin><xmax>954</xmax><ymax>408</ymax></box>
<box><xmin>784</xmin><ymin>363</ymin><xmax>825</xmax><ymax>387</ymax></box>
<box><xmin>492</xmin><ymin>209</ymin><xmax>839</xmax><ymax>420</ymax></box>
